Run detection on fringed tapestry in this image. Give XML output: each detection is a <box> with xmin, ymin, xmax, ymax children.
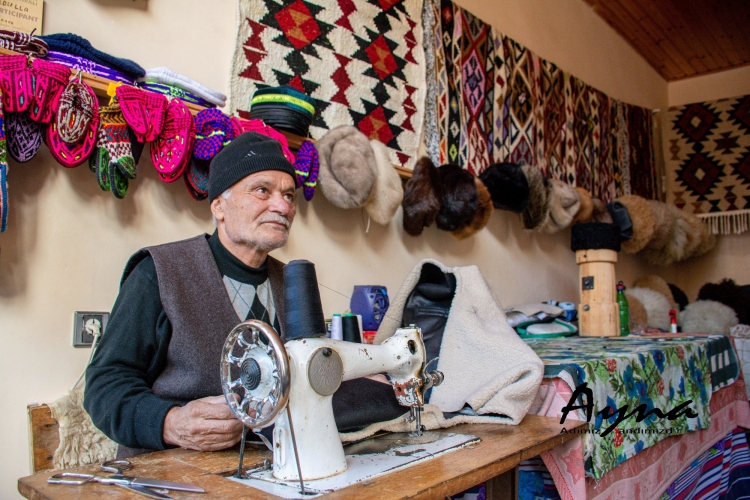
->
<box><xmin>230</xmin><ymin>0</ymin><xmax>426</xmax><ymax>169</ymax></box>
<box><xmin>423</xmin><ymin>0</ymin><xmax>656</xmax><ymax>202</ymax></box>
<box><xmin>667</xmin><ymin>94</ymin><xmax>750</xmax><ymax>234</ymax></box>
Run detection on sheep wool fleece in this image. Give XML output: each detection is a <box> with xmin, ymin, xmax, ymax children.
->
<box><xmin>374</xmin><ymin>259</ymin><xmax>543</xmax><ymax>424</ymax></box>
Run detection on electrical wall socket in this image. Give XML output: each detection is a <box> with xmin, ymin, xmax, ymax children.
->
<box><xmin>73</xmin><ymin>312</ymin><xmax>109</xmax><ymax>347</ymax></box>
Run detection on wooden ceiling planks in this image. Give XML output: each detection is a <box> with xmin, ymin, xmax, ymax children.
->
<box><xmin>583</xmin><ymin>0</ymin><xmax>750</xmax><ymax>81</ymax></box>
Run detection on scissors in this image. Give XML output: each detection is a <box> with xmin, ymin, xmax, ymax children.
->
<box><xmin>48</xmin><ymin>459</ymin><xmax>205</xmax><ymax>499</ymax></box>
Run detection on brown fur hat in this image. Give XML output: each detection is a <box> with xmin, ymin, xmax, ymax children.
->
<box><xmin>692</xmin><ymin>222</ymin><xmax>717</xmax><ymax>258</ymax></box>
<box><xmin>645</xmin><ymin>200</ymin><xmax>676</xmax><ymax>250</ymax></box>
<box><xmin>591</xmin><ymin>198</ymin><xmax>613</xmax><ymax>223</ymax></box>
<box><xmin>436</xmin><ymin>164</ymin><xmax>479</xmax><ymax>232</ymax></box>
<box><xmin>451</xmin><ymin>177</ymin><xmax>494</xmax><ymax>240</ymax></box>
<box><xmin>521</xmin><ymin>165</ymin><xmax>549</xmax><ymax>230</ymax></box>
<box><xmin>625</xmin><ymin>287</ymin><xmax>671</xmax><ymax>330</ymax></box>
<box><xmin>402</xmin><ymin>156</ymin><xmax>444</xmax><ymax>236</ymax></box>
<box><xmin>542</xmin><ymin>179</ymin><xmax>581</xmax><ymax>233</ymax></box>
<box><xmin>572</xmin><ymin>187</ymin><xmax>593</xmax><ymax>223</ymax></box>
<box><xmin>317</xmin><ymin>126</ymin><xmax>377</xmax><ymax>209</ymax></box>
<box><xmin>364</xmin><ymin>140</ymin><xmax>403</xmax><ymax>225</ymax></box>
<box><xmin>478</xmin><ymin>162</ymin><xmax>529</xmax><ymax>213</ymax></box>
<box><xmin>616</xmin><ymin>195</ymin><xmax>656</xmax><ymax>253</ymax></box>
<box><xmin>626</xmin><ymin>294</ymin><xmax>649</xmax><ymax>331</ymax></box>
<box><xmin>640</xmin><ymin>205</ymin><xmax>698</xmax><ymax>265</ymax></box>
<box><xmin>633</xmin><ymin>275</ymin><xmax>675</xmax><ymax>306</ymax></box>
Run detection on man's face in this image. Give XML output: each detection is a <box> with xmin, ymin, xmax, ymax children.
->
<box><xmin>211</xmin><ymin>170</ymin><xmax>297</xmax><ymax>254</ymax></box>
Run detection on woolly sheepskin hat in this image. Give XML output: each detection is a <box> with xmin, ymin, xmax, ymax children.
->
<box><xmin>698</xmin><ymin>278</ymin><xmax>750</xmax><ymax>325</ymax></box>
<box><xmin>542</xmin><ymin>179</ymin><xmax>580</xmax><ymax>233</ymax></box>
<box><xmin>625</xmin><ymin>287</ymin><xmax>671</xmax><ymax>331</ymax></box>
<box><xmin>679</xmin><ymin>300</ymin><xmax>739</xmax><ymax>335</ymax></box>
<box><xmin>521</xmin><ymin>165</ymin><xmax>549</xmax><ymax>230</ymax></box>
<box><xmin>642</xmin><ymin>205</ymin><xmax>703</xmax><ymax>265</ymax></box>
<box><xmin>633</xmin><ymin>275</ymin><xmax>675</xmax><ymax>306</ymax></box>
<box><xmin>402</xmin><ymin>156</ymin><xmax>443</xmax><ymax>236</ymax></box>
<box><xmin>616</xmin><ymin>195</ymin><xmax>655</xmax><ymax>253</ymax></box>
<box><xmin>451</xmin><ymin>177</ymin><xmax>494</xmax><ymax>240</ymax></box>
<box><xmin>591</xmin><ymin>198</ymin><xmax>613</xmax><ymax>224</ymax></box>
<box><xmin>364</xmin><ymin>140</ymin><xmax>403</xmax><ymax>225</ymax></box>
<box><xmin>316</xmin><ymin>126</ymin><xmax>377</xmax><ymax>209</ymax></box>
<box><xmin>435</xmin><ymin>164</ymin><xmax>479</xmax><ymax>232</ymax></box>
<box><xmin>572</xmin><ymin>187</ymin><xmax>593</xmax><ymax>223</ymax></box>
<box><xmin>478</xmin><ymin>162</ymin><xmax>529</xmax><ymax>213</ymax></box>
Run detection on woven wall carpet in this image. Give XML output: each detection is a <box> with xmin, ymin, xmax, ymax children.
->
<box><xmin>230</xmin><ymin>0</ymin><xmax>426</xmax><ymax>169</ymax></box>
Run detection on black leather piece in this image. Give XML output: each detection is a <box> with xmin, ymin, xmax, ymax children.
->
<box><xmin>606</xmin><ymin>201</ymin><xmax>634</xmax><ymax>241</ymax></box>
<box><xmin>332</xmin><ymin>378</ymin><xmax>407</xmax><ymax>432</ymax></box>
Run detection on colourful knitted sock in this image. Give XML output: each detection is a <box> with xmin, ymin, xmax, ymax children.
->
<box><xmin>98</xmin><ymin>103</ymin><xmax>136</xmax><ymax>179</ymax></box>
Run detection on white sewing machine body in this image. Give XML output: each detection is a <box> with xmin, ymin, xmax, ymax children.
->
<box><xmin>272</xmin><ymin>327</ymin><xmax>426</xmax><ymax>481</ymax></box>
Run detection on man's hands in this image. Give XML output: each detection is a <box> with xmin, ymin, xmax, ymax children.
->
<box><xmin>162</xmin><ymin>395</ymin><xmax>244</xmax><ymax>451</ymax></box>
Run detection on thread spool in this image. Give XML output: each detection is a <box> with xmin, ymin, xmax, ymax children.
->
<box><xmin>283</xmin><ymin>260</ymin><xmax>326</xmax><ymax>339</ymax></box>
<box><xmin>330</xmin><ymin>314</ymin><xmax>343</xmax><ymax>341</ymax></box>
<box><xmin>341</xmin><ymin>314</ymin><xmax>361</xmax><ymax>343</ymax></box>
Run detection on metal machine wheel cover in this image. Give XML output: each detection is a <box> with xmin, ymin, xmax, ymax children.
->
<box><xmin>220</xmin><ymin>320</ymin><xmax>290</xmax><ymax>428</ymax></box>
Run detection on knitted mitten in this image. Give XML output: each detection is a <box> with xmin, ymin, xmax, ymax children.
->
<box><xmin>0</xmin><ymin>91</ymin><xmax>7</xmax><ymax>232</ymax></box>
<box><xmin>98</xmin><ymin>102</ymin><xmax>136</xmax><ymax>179</ymax></box>
<box><xmin>6</xmin><ymin>111</ymin><xmax>43</xmax><ymax>163</ymax></box>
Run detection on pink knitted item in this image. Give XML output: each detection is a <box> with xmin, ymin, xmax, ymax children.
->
<box><xmin>45</xmin><ymin>81</ymin><xmax>99</xmax><ymax>168</ymax></box>
<box><xmin>116</xmin><ymin>85</ymin><xmax>167</xmax><ymax>142</ymax></box>
<box><xmin>56</xmin><ymin>79</ymin><xmax>95</xmax><ymax>143</ymax></box>
<box><xmin>230</xmin><ymin>116</ymin><xmax>295</xmax><ymax>163</ymax></box>
<box><xmin>30</xmin><ymin>59</ymin><xmax>70</xmax><ymax>123</ymax></box>
<box><xmin>151</xmin><ymin>98</ymin><xmax>194</xmax><ymax>175</ymax></box>
<box><xmin>0</xmin><ymin>54</ymin><xmax>32</xmax><ymax>112</ymax></box>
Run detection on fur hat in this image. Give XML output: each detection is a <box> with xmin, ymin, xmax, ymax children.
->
<box><xmin>317</xmin><ymin>125</ymin><xmax>377</xmax><ymax>209</ymax></box>
<box><xmin>478</xmin><ymin>162</ymin><xmax>529</xmax><ymax>213</ymax></box>
<box><xmin>402</xmin><ymin>156</ymin><xmax>443</xmax><ymax>236</ymax></box>
<box><xmin>692</xmin><ymin>222</ymin><xmax>717</xmax><ymax>258</ymax></box>
<box><xmin>633</xmin><ymin>275</ymin><xmax>675</xmax><ymax>306</ymax></box>
<box><xmin>669</xmin><ymin>283</ymin><xmax>689</xmax><ymax>311</ymax></box>
<box><xmin>642</xmin><ymin>205</ymin><xmax>701</xmax><ymax>265</ymax></box>
<box><xmin>520</xmin><ymin>165</ymin><xmax>549</xmax><ymax>230</ymax></box>
<box><xmin>542</xmin><ymin>179</ymin><xmax>580</xmax><ymax>233</ymax></box>
<box><xmin>364</xmin><ymin>140</ymin><xmax>403</xmax><ymax>225</ymax></box>
<box><xmin>572</xmin><ymin>187</ymin><xmax>593</xmax><ymax>223</ymax></box>
<box><xmin>436</xmin><ymin>164</ymin><xmax>479</xmax><ymax>232</ymax></box>
<box><xmin>626</xmin><ymin>294</ymin><xmax>649</xmax><ymax>331</ymax></box>
<box><xmin>698</xmin><ymin>278</ymin><xmax>750</xmax><ymax>325</ymax></box>
<box><xmin>591</xmin><ymin>198</ymin><xmax>613</xmax><ymax>223</ymax></box>
<box><xmin>451</xmin><ymin>177</ymin><xmax>493</xmax><ymax>240</ymax></box>
<box><xmin>679</xmin><ymin>300</ymin><xmax>739</xmax><ymax>334</ymax></box>
<box><xmin>645</xmin><ymin>200</ymin><xmax>675</xmax><ymax>251</ymax></box>
<box><xmin>625</xmin><ymin>287</ymin><xmax>671</xmax><ymax>330</ymax></box>
<box><xmin>616</xmin><ymin>195</ymin><xmax>655</xmax><ymax>253</ymax></box>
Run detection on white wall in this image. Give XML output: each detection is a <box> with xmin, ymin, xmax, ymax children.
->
<box><xmin>1</xmin><ymin>0</ymin><xmax>668</xmax><ymax>496</ymax></box>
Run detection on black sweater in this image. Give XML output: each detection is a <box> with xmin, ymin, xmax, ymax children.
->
<box><xmin>84</xmin><ymin>231</ymin><xmax>276</xmax><ymax>450</ymax></box>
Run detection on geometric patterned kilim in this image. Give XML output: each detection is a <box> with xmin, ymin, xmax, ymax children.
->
<box><xmin>230</xmin><ymin>0</ymin><xmax>426</xmax><ymax>170</ymax></box>
<box><xmin>423</xmin><ymin>0</ymin><xmax>656</xmax><ymax>202</ymax></box>
<box><xmin>666</xmin><ymin>94</ymin><xmax>750</xmax><ymax>234</ymax></box>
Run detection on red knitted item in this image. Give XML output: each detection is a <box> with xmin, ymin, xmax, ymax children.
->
<box><xmin>230</xmin><ymin>116</ymin><xmax>295</xmax><ymax>163</ymax></box>
<box><xmin>116</xmin><ymin>85</ymin><xmax>168</xmax><ymax>142</ymax></box>
<box><xmin>151</xmin><ymin>98</ymin><xmax>194</xmax><ymax>175</ymax></box>
<box><xmin>30</xmin><ymin>59</ymin><xmax>70</xmax><ymax>123</ymax></box>
<box><xmin>56</xmin><ymin>79</ymin><xmax>95</xmax><ymax>143</ymax></box>
<box><xmin>0</xmin><ymin>55</ymin><xmax>32</xmax><ymax>112</ymax></box>
<box><xmin>45</xmin><ymin>81</ymin><xmax>99</xmax><ymax>168</ymax></box>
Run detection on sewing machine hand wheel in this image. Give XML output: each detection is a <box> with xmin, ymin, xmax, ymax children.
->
<box><xmin>220</xmin><ymin>320</ymin><xmax>290</xmax><ymax>429</ymax></box>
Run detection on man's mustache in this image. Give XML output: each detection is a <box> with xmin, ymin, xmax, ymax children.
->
<box><xmin>261</xmin><ymin>214</ymin><xmax>291</xmax><ymax>228</ymax></box>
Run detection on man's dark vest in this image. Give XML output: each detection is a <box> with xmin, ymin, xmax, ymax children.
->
<box><xmin>117</xmin><ymin>234</ymin><xmax>285</xmax><ymax>457</ymax></box>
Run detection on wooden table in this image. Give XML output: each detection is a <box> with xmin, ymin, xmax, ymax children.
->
<box><xmin>19</xmin><ymin>415</ymin><xmax>584</xmax><ymax>500</ymax></box>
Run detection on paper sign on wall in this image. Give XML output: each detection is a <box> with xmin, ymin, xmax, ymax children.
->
<box><xmin>0</xmin><ymin>0</ymin><xmax>43</xmax><ymax>35</ymax></box>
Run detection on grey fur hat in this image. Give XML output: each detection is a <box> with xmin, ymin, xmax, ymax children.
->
<box><xmin>364</xmin><ymin>140</ymin><xmax>403</xmax><ymax>225</ymax></box>
<box><xmin>521</xmin><ymin>165</ymin><xmax>549</xmax><ymax>230</ymax></box>
<box><xmin>316</xmin><ymin>126</ymin><xmax>377</xmax><ymax>209</ymax></box>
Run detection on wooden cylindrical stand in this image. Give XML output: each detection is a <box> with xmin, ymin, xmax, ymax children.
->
<box><xmin>576</xmin><ymin>249</ymin><xmax>619</xmax><ymax>337</ymax></box>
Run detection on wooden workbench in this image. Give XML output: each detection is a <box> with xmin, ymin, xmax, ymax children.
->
<box><xmin>19</xmin><ymin>415</ymin><xmax>584</xmax><ymax>500</ymax></box>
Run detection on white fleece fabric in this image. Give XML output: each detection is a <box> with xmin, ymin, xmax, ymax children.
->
<box><xmin>373</xmin><ymin>259</ymin><xmax>544</xmax><ymax>425</ymax></box>
<box><xmin>139</xmin><ymin>67</ymin><xmax>227</xmax><ymax>107</ymax></box>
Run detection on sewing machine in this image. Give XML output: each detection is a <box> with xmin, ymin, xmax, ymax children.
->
<box><xmin>220</xmin><ymin>320</ymin><xmax>458</xmax><ymax>495</ymax></box>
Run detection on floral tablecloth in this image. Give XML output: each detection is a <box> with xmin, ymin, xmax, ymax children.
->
<box><xmin>524</xmin><ymin>336</ymin><xmax>714</xmax><ymax>480</ymax></box>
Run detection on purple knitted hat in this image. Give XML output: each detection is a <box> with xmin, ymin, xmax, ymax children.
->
<box><xmin>6</xmin><ymin>112</ymin><xmax>43</xmax><ymax>163</ymax></box>
<box><xmin>294</xmin><ymin>139</ymin><xmax>319</xmax><ymax>201</ymax></box>
<box><xmin>193</xmin><ymin>108</ymin><xmax>235</xmax><ymax>161</ymax></box>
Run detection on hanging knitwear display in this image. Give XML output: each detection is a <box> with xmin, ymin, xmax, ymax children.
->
<box><xmin>666</xmin><ymin>94</ymin><xmax>750</xmax><ymax>234</ymax></box>
<box><xmin>229</xmin><ymin>0</ymin><xmax>426</xmax><ymax>169</ymax></box>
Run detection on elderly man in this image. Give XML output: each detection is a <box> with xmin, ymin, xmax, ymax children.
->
<box><xmin>84</xmin><ymin>132</ymin><xmax>297</xmax><ymax>457</ymax></box>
